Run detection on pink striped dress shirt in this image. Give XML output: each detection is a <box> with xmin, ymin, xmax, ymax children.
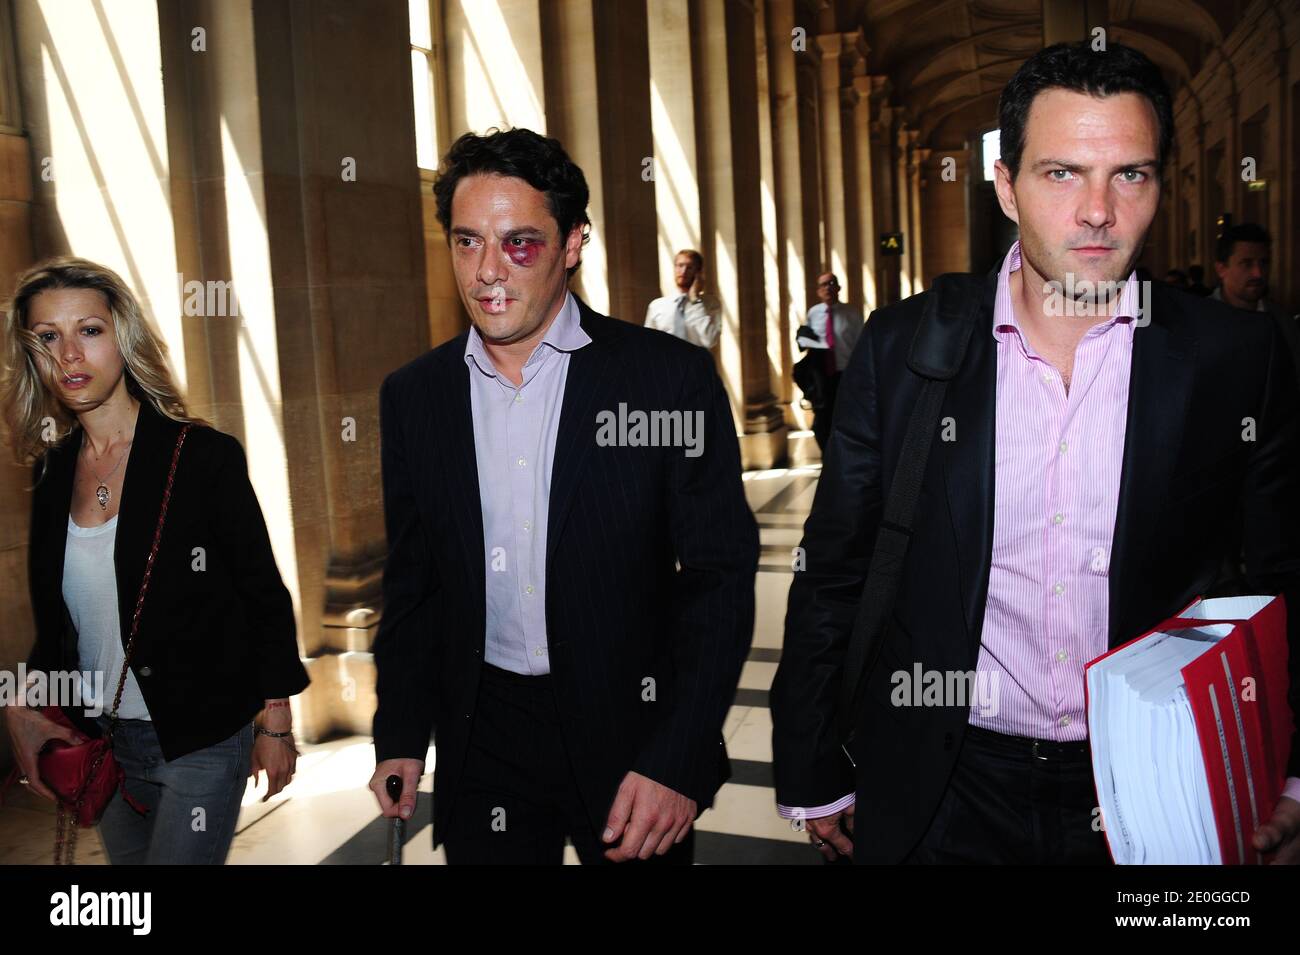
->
<box><xmin>971</xmin><ymin>239</ymin><xmax>1135</xmax><ymax>740</ymax></box>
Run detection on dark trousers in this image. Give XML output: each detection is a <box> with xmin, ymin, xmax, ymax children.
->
<box><xmin>811</xmin><ymin>372</ymin><xmax>841</xmax><ymax>451</ymax></box>
<box><xmin>902</xmin><ymin>724</ymin><xmax>1111</xmax><ymax>865</ymax></box>
<box><xmin>441</xmin><ymin>662</ymin><xmax>695</xmax><ymax>865</ymax></box>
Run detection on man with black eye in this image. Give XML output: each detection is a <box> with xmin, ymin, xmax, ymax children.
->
<box><xmin>368</xmin><ymin>127</ymin><xmax>758</xmax><ymax>865</ymax></box>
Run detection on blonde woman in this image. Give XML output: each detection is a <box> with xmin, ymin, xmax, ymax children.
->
<box><xmin>0</xmin><ymin>257</ymin><xmax>309</xmax><ymax>863</ymax></box>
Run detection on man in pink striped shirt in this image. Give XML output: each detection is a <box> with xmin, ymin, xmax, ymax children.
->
<box><xmin>772</xmin><ymin>40</ymin><xmax>1300</xmax><ymax>864</ymax></box>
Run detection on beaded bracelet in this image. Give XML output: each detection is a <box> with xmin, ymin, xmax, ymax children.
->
<box><xmin>253</xmin><ymin>724</ymin><xmax>300</xmax><ymax>756</ymax></box>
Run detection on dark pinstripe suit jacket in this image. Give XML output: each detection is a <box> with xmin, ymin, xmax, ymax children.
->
<box><xmin>372</xmin><ymin>294</ymin><xmax>759</xmax><ymax>847</ymax></box>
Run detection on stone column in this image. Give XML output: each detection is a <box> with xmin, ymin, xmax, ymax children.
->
<box><xmin>1190</xmin><ymin>120</ymin><xmax>1205</xmax><ymax>271</ymax></box>
<box><xmin>765</xmin><ymin>0</ymin><xmax>810</xmax><ymax>432</ymax></box>
<box><xmin>852</xmin><ymin>71</ymin><xmax>877</xmax><ymax>313</ymax></box>
<box><xmin>695</xmin><ymin>0</ymin><xmax>785</xmax><ymax>468</ymax></box>
<box><xmin>541</xmin><ymin>0</ymin><xmax>656</xmax><ymax>321</ymax></box>
<box><xmin>796</xmin><ymin>55</ymin><xmax>824</xmax><ymax>305</ymax></box>
<box><xmin>870</xmin><ymin>101</ymin><xmax>898</xmax><ymax>306</ymax></box>
<box><xmin>0</xmin><ymin>0</ymin><xmax>34</xmax><ymax>777</ymax></box>
<box><xmin>753</xmin><ymin>0</ymin><xmax>787</xmax><ymax>439</ymax></box>
<box><xmin>444</xmin><ymin>0</ymin><xmax>547</xmax><ymax>135</ymax></box>
<box><xmin>539</xmin><ymin>0</ymin><xmax>606</xmax><ymax>311</ymax></box>
<box><xmin>247</xmin><ymin>0</ymin><xmax>430</xmax><ymax>739</ymax></box>
<box><xmin>0</xmin><ymin>0</ymin><xmax>17</xmax><ymax>136</ymax></box>
<box><xmin>412</xmin><ymin>0</ymin><xmax>461</xmax><ymax>350</ymax></box>
<box><xmin>831</xmin><ymin>31</ymin><xmax>862</xmax><ymax>312</ymax></box>
<box><xmin>646</xmin><ymin>0</ymin><xmax>700</xmax><ymax>303</ymax></box>
<box><xmin>590</xmin><ymin>0</ymin><xmax>658</xmax><ymax>322</ymax></box>
<box><xmin>896</xmin><ymin>124</ymin><xmax>913</xmax><ymax>297</ymax></box>
<box><xmin>840</xmin><ymin>79</ymin><xmax>863</xmax><ymax>311</ymax></box>
<box><xmin>157</xmin><ymin>0</ymin><xmax>430</xmax><ymax>740</ymax></box>
<box><xmin>910</xmin><ymin>134</ymin><xmax>927</xmax><ymax>291</ymax></box>
<box><xmin>922</xmin><ymin>147</ymin><xmax>969</xmax><ymax>279</ymax></box>
<box><xmin>814</xmin><ymin>32</ymin><xmax>848</xmax><ymax>290</ymax></box>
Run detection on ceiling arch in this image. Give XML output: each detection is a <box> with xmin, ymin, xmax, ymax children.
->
<box><xmin>849</xmin><ymin>0</ymin><xmax>1248</xmax><ymax>149</ymax></box>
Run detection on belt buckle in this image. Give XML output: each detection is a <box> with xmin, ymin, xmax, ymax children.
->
<box><xmin>1032</xmin><ymin>738</ymin><xmax>1050</xmax><ymax>761</ymax></box>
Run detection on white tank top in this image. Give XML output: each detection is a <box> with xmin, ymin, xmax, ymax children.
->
<box><xmin>62</xmin><ymin>514</ymin><xmax>151</xmax><ymax>720</ymax></box>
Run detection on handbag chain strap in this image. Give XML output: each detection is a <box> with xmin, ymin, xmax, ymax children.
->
<box><xmin>104</xmin><ymin>423</ymin><xmax>192</xmax><ymax>731</ymax></box>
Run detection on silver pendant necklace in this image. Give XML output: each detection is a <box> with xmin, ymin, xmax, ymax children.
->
<box><xmin>88</xmin><ymin>439</ymin><xmax>130</xmax><ymax>509</ymax></box>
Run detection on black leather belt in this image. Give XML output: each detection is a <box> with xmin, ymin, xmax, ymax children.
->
<box><xmin>966</xmin><ymin>724</ymin><xmax>1091</xmax><ymax>762</ymax></box>
<box><xmin>482</xmin><ymin>661</ymin><xmax>551</xmax><ymax>685</ymax></box>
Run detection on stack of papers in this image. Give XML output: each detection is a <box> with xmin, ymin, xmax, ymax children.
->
<box><xmin>1086</xmin><ymin>595</ymin><xmax>1289</xmax><ymax>865</ymax></box>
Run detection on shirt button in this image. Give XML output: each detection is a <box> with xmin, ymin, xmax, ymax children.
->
<box><xmin>523</xmin><ymin>520</ymin><xmax>531</xmax><ymax>531</ymax></box>
<box><xmin>138</xmin><ymin>666</ymin><xmax>152</xmax><ymax>677</ymax></box>
<box><xmin>1052</xmin><ymin>512</ymin><xmax>1064</xmax><ymax>525</ymax></box>
<box><xmin>1056</xmin><ymin>649</ymin><xmax>1068</xmax><ymax>662</ymax></box>
<box><xmin>517</xmin><ymin>456</ymin><xmax>526</xmax><ymax>468</ymax></box>
<box><xmin>1042</xmin><ymin>372</ymin><xmax>1054</xmax><ymax>382</ymax></box>
<box><xmin>1059</xmin><ymin>440</ymin><xmax>1068</xmax><ymax>453</ymax></box>
<box><xmin>534</xmin><ymin>648</ymin><xmax>545</xmax><ymax>656</ymax></box>
<box><xmin>1052</xmin><ymin>582</ymin><xmax>1065</xmax><ymax>595</ymax></box>
<box><xmin>525</xmin><ymin>585</ymin><xmax>534</xmax><ymax>595</ymax></box>
<box><xmin>514</xmin><ymin>393</ymin><xmax>523</xmax><ymax>403</ymax></box>
<box><xmin>1059</xmin><ymin>715</ymin><xmax>1072</xmax><ymax>727</ymax></box>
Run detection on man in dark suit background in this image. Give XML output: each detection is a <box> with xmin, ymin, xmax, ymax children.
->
<box><xmin>368</xmin><ymin>128</ymin><xmax>757</xmax><ymax>864</ymax></box>
<box><xmin>772</xmin><ymin>41</ymin><xmax>1300</xmax><ymax>864</ymax></box>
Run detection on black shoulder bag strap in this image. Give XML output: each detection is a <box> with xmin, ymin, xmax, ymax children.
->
<box><xmin>835</xmin><ymin>273</ymin><xmax>984</xmax><ymax>754</ymax></box>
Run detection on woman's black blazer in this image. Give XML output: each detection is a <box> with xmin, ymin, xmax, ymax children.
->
<box><xmin>25</xmin><ymin>398</ymin><xmax>309</xmax><ymax>760</ymax></box>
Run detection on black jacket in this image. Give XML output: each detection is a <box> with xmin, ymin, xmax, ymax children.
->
<box><xmin>372</xmin><ymin>295</ymin><xmax>759</xmax><ymax>847</ymax></box>
<box><xmin>26</xmin><ymin>398</ymin><xmax>309</xmax><ymax>759</ymax></box>
<box><xmin>772</xmin><ymin>256</ymin><xmax>1300</xmax><ymax>863</ymax></box>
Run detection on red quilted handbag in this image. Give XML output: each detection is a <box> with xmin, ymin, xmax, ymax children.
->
<box><xmin>35</xmin><ymin>423</ymin><xmax>191</xmax><ymax>863</ymax></box>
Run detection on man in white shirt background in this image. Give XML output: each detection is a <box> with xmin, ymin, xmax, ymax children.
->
<box><xmin>801</xmin><ymin>271</ymin><xmax>864</xmax><ymax>451</ymax></box>
<box><xmin>644</xmin><ymin>249</ymin><xmax>721</xmax><ymax>348</ymax></box>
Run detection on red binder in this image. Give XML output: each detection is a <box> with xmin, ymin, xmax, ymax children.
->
<box><xmin>1085</xmin><ymin>595</ymin><xmax>1290</xmax><ymax>865</ymax></box>
<box><xmin>1168</xmin><ymin>594</ymin><xmax>1292</xmax><ymax>803</ymax></box>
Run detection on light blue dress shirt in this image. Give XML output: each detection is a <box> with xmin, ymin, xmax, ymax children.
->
<box><xmin>464</xmin><ymin>292</ymin><xmax>592</xmax><ymax>675</ymax></box>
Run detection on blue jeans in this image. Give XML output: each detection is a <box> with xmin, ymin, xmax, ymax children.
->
<box><xmin>94</xmin><ymin>716</ymin><xmax>253</xmax><ymax>865</ymax></box>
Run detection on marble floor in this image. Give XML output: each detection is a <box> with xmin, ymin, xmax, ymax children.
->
<box><xmin>0</xmin><ymin>458</ymin><xmax>824</xmax><ymax>866</ymax></box>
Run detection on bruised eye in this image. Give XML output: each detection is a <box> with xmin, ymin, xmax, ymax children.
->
<box><xmin>504</xmin><ymin>237</ymin><xmax>543</xmax><ymax>265</ymax></box>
